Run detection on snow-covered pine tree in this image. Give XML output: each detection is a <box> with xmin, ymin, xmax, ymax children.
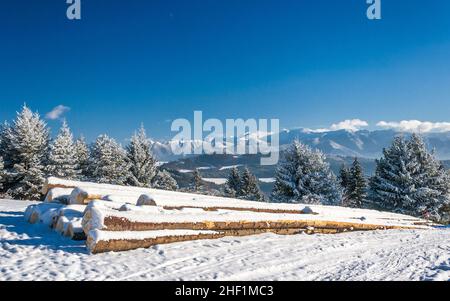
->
<box><xmin>224</xmin><ymin>167</ymin><xmax>241</xmax><ymax>197</ymax></box>
<box><xmin>74</xmin><ymin>136</ymin><xmax>90</xmax><ymax>180</ymax></box>
<box><xmin>368</xmin><ymin>136</ymin><xmax>418</xmax><ymax>212</ymax></box>
<box><xmin>191</xmin><ymin>169</ymin><xmax>203</xmax><ymax>192</ymax></box>
<box><xmin>406</xmin><ymin>134</ymin><xmax>450</xmax><ymax>221</ymax></box>
<box><xmin>271</xmin><ymin>140</ymin><xmax>342</xmax><ymax>205</ymax></box>
<box><xmin>126</xmin><ymin>125</ymin><xmax>157</xmax><ymax>187</ymax></box>
<box><xmin>240</xmin><ymin>167</ymin><xmax>266</xmax><ymax>202</ymax></box>
<box><xmin>152</xmin><ymin>170</ymin><xmax>178</xmax><ymax>191</ymax></box>
<box><xmin>0</xmin><ymin>123</ymin><xmax>11</xmax><ymax>191</ymax></box>
<box><xmin>89</xmin><ymin>135</ymin><xmax>131</xmax><ymax>185</ymax></box>
<box><xmin>47</xmin><ymin>120</ymin><xmax>80</xmax><ymax>179</ymax></box>
<box><xmin>0</xmin><ymin>122</ymin><xmax>14</xmax><ymax>170</ymax></box>
<box><xmin>0</xmin><ymin>156</ymin><xmax>4</xmax><ymax>191</ymax></box>
<box><xmin>5</xmin><ymin>105</ymin><xmax>50</xmax><ymax>200</ymax></box>
<box><xmin>339</xmin><ymin>164</ymin><xmax>351</xmax><ymax>190</ymax></box>
<box><xmin>344</xmin><ymin>158</ymin><xmax>367</xmax><ymax>208</ymax></box>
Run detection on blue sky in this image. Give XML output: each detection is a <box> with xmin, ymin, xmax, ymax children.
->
<box><xmin>1</xmin><ymin>0</ymin><xmax>450</xmax><ymax>142</ymax></box>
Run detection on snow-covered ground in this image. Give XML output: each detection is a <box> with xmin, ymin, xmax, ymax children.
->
<box><xmin>1</xmin><ymin>199</ymin><xmax>449</xmax><ymax>281</ymax></box>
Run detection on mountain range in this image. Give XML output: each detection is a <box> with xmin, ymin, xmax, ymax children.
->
<box><xmin>151</xmin><ymin>128</ymin><xmax>450</xmax><ymax>162</ymax></box>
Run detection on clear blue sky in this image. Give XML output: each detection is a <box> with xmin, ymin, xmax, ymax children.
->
<box><xmin>1</xmin><ymin>0</ymin><xmax>450</xmax><ymax>142</ymax></box>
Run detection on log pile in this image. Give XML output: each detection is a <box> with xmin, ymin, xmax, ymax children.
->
<box><xmin>24</xmin><ymin>177</ymin><xmax>433</xmax><ymax>254</ymax></box>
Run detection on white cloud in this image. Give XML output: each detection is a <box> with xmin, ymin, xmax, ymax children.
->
<box><xmin>376</xmin><ymin>120</ymin><xmax>450</xmax><ymax>133</ymax></box>
<box><xmin>46</xmin><ymin>105</ymin><xmax>70</xmax><ymax>120</ymax></box>
<box><xmin>308</xmin><ymin>119</ymin><xmax>369</xmax><ymax>133</ymax></box>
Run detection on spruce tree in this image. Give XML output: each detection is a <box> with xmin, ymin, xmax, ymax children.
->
<box><xmin>89</xmin><ymin>135</ymin><xmax>130</xmax><ymax>185</ymax></box>
<box><xmin>240</xmin><ymin>167</ymin><xmax>266</xmax><ymax>202</ymax></box>
<box><xmin>339</xmin><ymin>164</ymin><xmax>351</xmax><ymax>190</ymax></box>
<box><xmin>225</xmin><ymin>167</ymin><xmax>241</xmax><ymax>197</ymax></box>
<box><xmin>271</xmin><ymin>140</ymin><xmax>342</xmax><ymax>205</ymax></box>
<box><xmin>6</xmin><ymin>105</ymin><xmax>50</xmax><ymax>200</ymax></box>
<box><xmin>191</xmin><ymin>169</ymin><xmax>203</xmax><ymax>192</ymax></box>
<box><xmin>407</xmin><ymin>134</ymin><xmax>450</xmax><ymax>220</ymax></box>
<box><xmin>369</xmin><ymin>136</ymin><xmax>415</xmax><ymax>211</ymax></box>
<box><xmin>74</xmin><ymin>136</ymin><xmax>90</xmax><ymax>180</ymax></box>
<box><xmin>126</xmin><ymin>125</ymin><xmax>157</xmax><ymax>187</ymax></box>
<box><xmin>152</xmin><ymin>170</ymin><xmax>178</xmax><ymax>191</ymax></box>
<box><xmin>0</xmin><ymin>122</ymin><xmax>14</xmax><ymax>171</ymax></box>
<box><xmin>344</xmin><ymin>158</ymin><xmax>367</xmax><ymax>208</ymax></box>
<box><xmin>47</xmin><ymin>120</ymin><xmax>80</xmax><ymax>179</ymax></box>
<box><xmin>0</xmin><ymin>156</ymin><xmax>4</xmax><ymax>191</ymax></box>
<box><xmin>369</xmin><ymin>134</ymin><xmax>450</xmax><ymax>221</ymax></box>
<box><xmin>0</xmin><ymin>123</ymin><xmax>13</xmax><ymax>191</ymax></box>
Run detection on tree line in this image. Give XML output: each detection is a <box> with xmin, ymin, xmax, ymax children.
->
<box><xmin>0</xmin><ymin>105</ymin><xmax>178</xmax><ymax>200</ymax></box>
<box><xmin>269</xmin><ymin>138</ymin><xmax>450</xmax><ymax>223</ymax></box>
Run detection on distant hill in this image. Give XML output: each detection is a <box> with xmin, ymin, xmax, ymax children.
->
<box><xmin>152</xmin><ymin>129</ymin><xmax>450</xmax><ymax>162</ymax></box>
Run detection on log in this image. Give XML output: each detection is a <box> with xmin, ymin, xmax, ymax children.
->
<box><xmin>54</xmin><ymin>204</ymin><xmax>86</xmax><ymax>231</ymax></box>
<box><xmin>43</xmin><ymin>177</ymin><xmax>306</xmax><ymax>214</ymax></box>
<box><xmin>100</xmin><ymin>216</ymin><xmax>403</xmax><ymax>232</ymax></box>
<box><xmin>24</xmin><ymin>204</ymin><xmax>38</xmax><ymax>223</ymax></box>
<box><xmin>55</xmin><ymin>216</ymin><xmax>70</xmax><ymax>233</ymax></box>
<box><xmin>82</xmin><ymin>204</ymin><xmax>421</xmax><ymax>235</ymax></box>
<box><xmin>86</xmin><ymin>227</ymin><xmax>365</xmax><ymax>254</ymax></box>
<box><xmin>44</xmin><ymin>188</ymin><xmax>74</xmax><ymax>204</ymax></box>
<box><xmin>25</xmin><ymin>203</ymin><xmax>64</xmax><ymax>226</ymax></box>
<box><xmin>137</xmin><ymin>194</ymin><xmax>157</xmax><ymax>206</ymax></box>
<box><xmin>69</xmin><ymin>187</ymin><xmax>103</xmax><ymax>205</ymax></box>
<box><xmin>65</xmin><ymin>219</ymin><xmax>87</xmax><ymax>241</ymax></box>
<box><xmin>87</xmin><ymin>229</ymin><xmax>224</xmax><ymax>254</ymax></box>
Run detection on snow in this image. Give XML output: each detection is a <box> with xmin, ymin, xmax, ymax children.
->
<box><xmin>85</xmin><ymin>203</ymin><xmax>429</xmax><ymax>229</ymax></box>
<box><xmin>0</xmin><ymin>199</ymin><xmax>449</xmax><ymax>281</ymax></box>
<box><xmin>202</xmin><ymin>178</ymin><xmax>227</xmax><ymax>185</ymax></box>
<box><xmin>219</xmin><ymin>165</ymin><xmax>242</xmax><ymax>171</ymax></box>
<box><xmin>259</xmin><ymin>177</ymin><xmax>276</xmax><ymax>183</ymax></box>
<box><xmin>44</xmin><ymin>187</ymin><xmax>73</xmax><ymax>203</ymax></box>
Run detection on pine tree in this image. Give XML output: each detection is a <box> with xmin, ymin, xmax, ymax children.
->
<box><xmin>271</xmin><ymin>140</ymin><xmax>342</xmax><ymax>205</ymax></box>
<box><xmin>152</xmin><ymin>170</ymin><xmax>178</xmax><ymax>191</ymax></box>
<box><xmin>126</xmin><ymin>125</ymin><xmax>157</xmax><ymax>187</ymax></box>
<box><xmin>369</xmin><ymin>134</ymin><xmax>450</xmax><ymax>221</ymax></box>
<box><xmin>339</xmin><ymin>164</ymin><xmax>351</xmax><ymax>190</ymax></box>
<box><xmin>369</xmin><ymin>136</ymin><xmax>416</xmax><ymax>211</ymax></box>
<box><xmin>225</xmin><ymin>167</ymin><xmax>241</xmax><ymax>197</ymax></box>
<box><xmin>0</xmin><ymin>156</ymin><xmax>5</xmax><ymax>191</ymax></box>
<box><xmin>344</xmin><ymin>158</ymin><xmax>367</xmax><ymax>208</ymax></box>
<box><xmin>74</xmin><ymin>136</ymin><xmax>90</xmax><ymax>180</ymax></box>
<box><xmin>5</xmin><ymin>105</ymin><xmax>50</xmax><ymax>200</ymax></box>
<box><xmin>47</xmin><ymin>120</ymin><xmax>80</xmax><ymax>179</ymax></box>
<box><xmin>0</xmin><ymin>122</ymin><xmax>13</xmax><ymax>191</ymax></box>
<box><xmin>191</xmin><ymin>169</ymin><xmax>203</xmax><ymax>192</ymax></box>
<box><xmin>89</xmin><ymin>135</ymin><xmax>130</xmax><ymax>185</ymax></box>
<box><xmin>407</xmin><ymin>134</ymin><xmax>450</xmax><ymax>220</ymax></box>
<box><xmin>0</xmin><ymin>122</ymin><xmax>14</xmax><ymax>171</ymax></box>
<box><xmin>240</xmin><ymin>167</ymin><xmax>266</xmax><ymax>202</ymax></box>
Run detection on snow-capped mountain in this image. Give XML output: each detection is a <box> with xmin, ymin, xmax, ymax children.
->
<box><xmin>151</xmin><ymin>129</ymin><xmax>450</xmax><ymax>162</ymax></box>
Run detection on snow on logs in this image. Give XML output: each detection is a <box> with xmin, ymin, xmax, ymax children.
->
<box><xmin>82</xmin><ymin>201</ymin><xmax>422</xmax><ymax>235</ymax></box>
<box><xmin>44</xmin><ymin>187</ymin><xmax>74</xmax><ymax>204</ymax></box>
<box><xmin>136</xmin><ymin>194</ymin><xmax>157</xmax><ymax>206</ymax></box>
<box><xmin>45</xmin><ymin>177</ymin><xmax>305</xmax><ymax>214</ymax></box>
<box><xmin>29</xmin><ymin>178</ymin><xmax>434</xmax><ymax>253</ymax></box>
<box><xmin>25</xmin><ymin>203</ymin><xmax>64</xmax><ymax>226</ymax></box>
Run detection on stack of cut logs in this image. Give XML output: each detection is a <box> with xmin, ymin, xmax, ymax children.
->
<box><xmin>24</xmin><ymin>177</ymin><xmax>431</xmax><ymax>254</ymax></box>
